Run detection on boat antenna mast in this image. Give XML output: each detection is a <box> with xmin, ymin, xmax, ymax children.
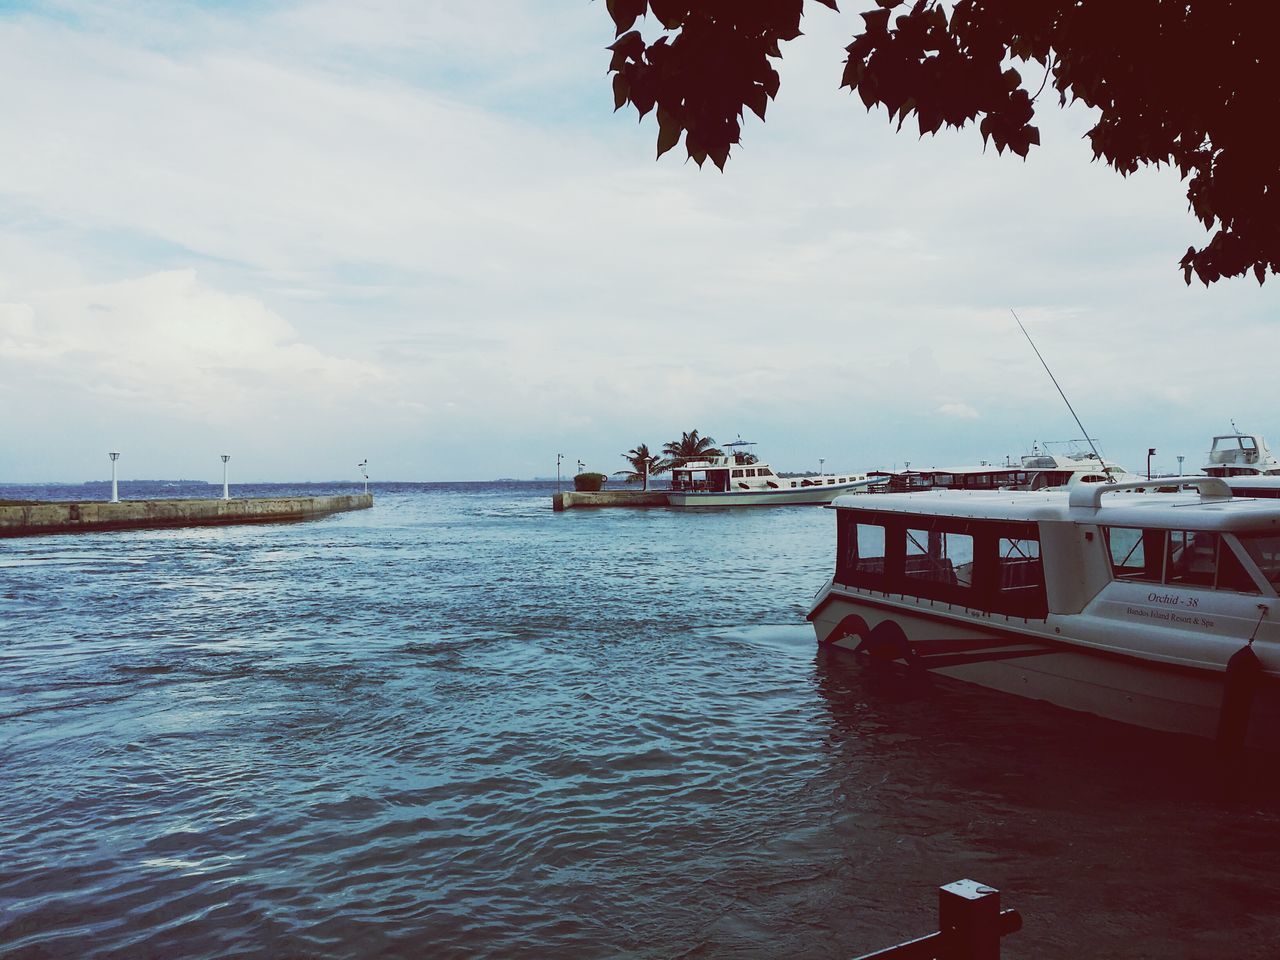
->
<box><xmin>1011</xmin><ymin>308</ymin><xmax>1114</xmax><ymax>483</ymax></box>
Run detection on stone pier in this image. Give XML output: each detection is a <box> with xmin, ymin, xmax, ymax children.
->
<box><xmin>552</xmin><ymin>490</ymin><xmax>671</xmax><ymax>511</ymax></box>
<box><xmin>0</xmin><ymin>493</ymin><xmax>374</xmax><ymax>537</ymax></box>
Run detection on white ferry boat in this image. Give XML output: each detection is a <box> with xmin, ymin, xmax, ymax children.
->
<box><xmin>874</xmin><ymin>445</ymin><xmax>1133</xmax><ymax>494</ymax></box>
<box><xmin>667</xmin><ymin>441</ymin><xmax>879</xmax><ymax>507</ymax></box>
<box><xmin>808</xmin><ymin>477</ymin><xmax>1280</xmax><ymax>749</ymax></box>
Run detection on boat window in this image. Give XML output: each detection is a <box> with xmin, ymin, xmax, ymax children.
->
<box><xmin>732</xmin><ymin>469</ymin><xmax>743</xmax><ymax>478</ymax></box>
<box><xmin>836</xmin><ymin>514</ymin><xmax>889</xmax><ymax>587</ymax></box>
<box><xmin>1217</xmin><ymin>538</ymin><xmax>1262</xmax><ymax>593</ymax></box>
<box><xmin>852</xmin><ymin>523</ymin><xmax>887</xmax><ymax>576</ymax></box>
<box><xmin>827</xmin><ymin>479</ymin><xmax>835</xmax><ymax>485</ymax></box>
<box><xmin>836</xmin><ymin>512</ymin><xmax>1046</xmax><ymax>616</ymax></box>
<box><xmin>1237</xmin><ymin>534</ymin><xmax>1280</xmax><ymax>590</ymax></box>
<box><xmin>1105</xmin><ymin>527</ymin><xmax>1161</xmax><ymax>582</ymax></box>
<box><xmin>996</xmin><ymin>536</ymin><xmax>1045</xmax><ymax>614</ymax></box>
<box><xmin>905</xmin><ymin>529</ymin><xmax>973</xmax><ymax>587</ymax></box>
<box><xmin>1105</xmin><ymin>527</ymin><xmax>1262</xmax><ymax>593</ymax></box>
<box><xmin>1165</xmin><ymin>531</ymin><xmax>1217</xmax><ymax>587</ymax></box>
<box><xmin>790</xmin><ymin>481</ymin><xmax>797</xmax><ymax>488</ymax></box>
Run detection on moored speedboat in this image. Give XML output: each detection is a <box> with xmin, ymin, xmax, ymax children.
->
<box><xmin>1204</xmin><ymin>431</ymin><xmax>1280</xmax><ymax>478</ymax></box>
<box><xmin>808</xmin><ymin>477</ymin><xmax>1280</xmax><ymax>749</ymax></box>
<box><xmin>1202</xmin><ymin>430</ymin><xmax>1280</xmax><ymax>499</ymax></box>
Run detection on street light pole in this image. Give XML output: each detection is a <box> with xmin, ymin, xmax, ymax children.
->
<box><xmin>358</xmin><ymin>459</ymin><xmax>369</xmax><ymax>495</ymax></box>
<box><xmin>819</xmin><ymin>457</ymin><xmax>825</xmax><ymax>476</ymax></box>
<box><xmin>1177</xmin><ymin>454</ymin><xmax>1185</xmax><ymax>476</ymax></box>
<box><xmin>108</xmin><ymin>451</ymin><xmax>120</xmax><ymax>503</ymax></box>
<box><xmin>556</xmin><ymin>453</ymin><xmax>564</xmax><ymax>494</ymax></box>
<box><xmin>221</xmin><ymin>455</ymin><xmax>231</xmax><ymax>500</ymax></box>
<box><xmin>1147</xmin><ymin>447</ymin><xmax>1156</xmax><ymax>481</ymax></box>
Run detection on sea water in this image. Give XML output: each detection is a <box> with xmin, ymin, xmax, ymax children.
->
<box><xmin>2</xmin><ymin>482</ymin><xmax>1279</xmax><ymax>959</ymax></box>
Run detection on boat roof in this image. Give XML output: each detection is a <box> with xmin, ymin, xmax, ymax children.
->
<box><xmin>831</xmin><ymin>484</ymin><xmax>1280</xmax><ymax>532</ymax></box>
<box><xmin>675</xmin><ymin>456</ymin><xmax>772</xmax><ymax>469</ymax></box>
<box><xmin>901</xmin><ymin>465</ymin><xmax>1020</xmax><ymax>476</ymax></box>
<box><xmin>903</xmin><ymin>457</ymin><xmax>1122</xmax><ymax>476</ymax></box>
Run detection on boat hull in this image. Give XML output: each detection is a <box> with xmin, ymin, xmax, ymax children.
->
<box><xmin>809</xmin><ymin>587</ymin><xmax>1280</xmax><ymax>750</ymax></box>
<box><xmin>666</xmin><ymin>484</ymin><xmax>865</xmax><ymax>507</ymax></box>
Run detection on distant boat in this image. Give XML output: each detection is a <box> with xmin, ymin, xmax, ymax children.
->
<box><xmin>1203</xmin><ymin>430</ymin><xmax>1280</xmax><ymax>499</ymax></box>
<box><xmin>665</xmin><ymin>440</ymin><xmax>880</xmax><ymax>507</ymax></box>
<box><xmin>870</xmin><ymin>443</ymin><xmax>1137</xmax><ymax>493</ymax></box>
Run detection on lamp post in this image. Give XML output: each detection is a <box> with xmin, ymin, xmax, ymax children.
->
<box><xmin>1177</xmin><ymin>454</ymin><xmax>1185</xmax><ymax>476</ymax></box>
<box><xmin>221</xmin><ymin>455</ymin><xmax>231</xmax><ymax>500</ymax></box>
<box><xmin>358</xmin><ymin>459</ymin><xmax>369</xmax><ymax>495</ymax></box>
<box><xmin>108</xmin><ymin>451</ymin><xmax>120</xmax><ymax>503</ymax></box>
<box><xmin>556</xmin><ymin>453</ymin><xmax>564</xmax><ymax>495</ymax></box>
<box><xmin>819</xmin><ymin>457</ymin><xmax>825</xmax><ymax>476</ymax></box>
<box><xmin>1147</xmin><ymin>447</ymin><xmax>1156</xmax><ymax>481</ymax></box>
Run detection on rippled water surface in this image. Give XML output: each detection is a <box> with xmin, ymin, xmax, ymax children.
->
<box><xmin>3</xmin><ymin>483</ymin><xmax>1280</xmax><ymax>959</ymax></box>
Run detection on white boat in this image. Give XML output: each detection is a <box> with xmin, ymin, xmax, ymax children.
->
<box><xmin>1200</xmin><ymin>431</ymin><xmax>1280</xmax><ymax>499</ymax></box>
<box><xmin>1203</xmin><ymin>431</ymin><xmax>1280</xmax><ymax>478</ymax></box>
<box><xmin>666</xmin><ymin>440</ymin><xmax>880</xmax><ymax>507</ymax></box>
<box><xmin>875</xmin><ymin>443</ymin><xmax>1134</xmax><ymax>494</ymax></box>
<box><xmin>808</xmin><ymin>477</ymin><xmax>1280</xmax><ymax>749</ymax></box>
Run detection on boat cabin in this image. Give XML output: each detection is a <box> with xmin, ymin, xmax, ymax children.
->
<box><xmin>1204</xmin><ymin>433</ymin><xmax>1280</xmax><ymax>477</ymax></box>
<box><xmin>831</xmin><ymin>480</ymin><xmax>1280</xmax><ymax>623</ymax></box>
<box><xmin>669</xmin><ymin>455</ymin><xmax>868</xmax><ymax>492</ymax></box>
<box><xmin>875</xmin><ymin>465</ymin><xmax>1034</xmax><ymax>494</ymax></box>
<box><xmin>874</xmin><ymin>451</ymin><xmax>1124</xmax><ymax>494</ymax></box>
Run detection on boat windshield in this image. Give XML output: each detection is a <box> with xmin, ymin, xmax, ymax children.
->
<box><xmin>1237</xmin><ymin>534</ymin><xmax>1280</xmax><ymax>589</ymax></box>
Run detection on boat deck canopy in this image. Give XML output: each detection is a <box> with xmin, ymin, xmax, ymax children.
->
<box><xmin>830</xmin><ymin>486</ymin><xmax>1280</xmax><ymax>532</ymax></box>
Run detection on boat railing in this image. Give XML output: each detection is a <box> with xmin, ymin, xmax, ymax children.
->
<box><xmin>1068</xmin><ymin>475</ymin><xmax>1232</xmax><ymax>509</ymax></box>
<box><xmin>670</xmin><ymin>479</ymin><xmax>723</xmax><ymax>493</ymax></box>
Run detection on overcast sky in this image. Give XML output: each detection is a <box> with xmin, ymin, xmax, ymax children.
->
<box><xmin>1</xmin><ymin>1</ymin><xmax>1275</xmax><ymax>483</ymax></box>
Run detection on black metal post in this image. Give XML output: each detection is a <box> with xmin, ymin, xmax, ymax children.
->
<box><xmin>852</xmin><ymin>880</ymin><xmax>1021</xmax><ymax>960</ymax></box>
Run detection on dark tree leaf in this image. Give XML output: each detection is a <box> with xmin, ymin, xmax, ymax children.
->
<box><xmin>606</xmin><ymin>0</ymin><xmax>648</xmax><ymax>37</ymax></box>
<box><xmin>656</xmin><ymin>106</ymin><xmax>681</xmax><ymax>158</ymax></box>
<box><xmin>602</xmin><ymin>0</ymin><xmax>1279</xmax><ymax>284</ymax></box>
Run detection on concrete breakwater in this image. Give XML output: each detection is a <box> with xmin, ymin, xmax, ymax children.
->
<box><xmin>552</xmin><ymin>490</ymin><xmax>671</xmax><ymax>511</ymax></box>
<box><xmin>0</xmin><ymin>493</ymin><xmax>373</xmax><ymax>537</ymax></box>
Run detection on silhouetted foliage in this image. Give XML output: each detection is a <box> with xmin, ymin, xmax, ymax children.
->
<box><xmin>605</xmin><ymin>0</ymin><xmax>1280</xmax><ymax>285</ymax></box>
<box><xmin>615</xmin><ymin>443</ymin><xmax>671</xmax><ymax>489</ymax></box>
<box><xmin>663</xmin><ymin>430</ymin><xmax>723</xmax><ymax>465</ymax></box>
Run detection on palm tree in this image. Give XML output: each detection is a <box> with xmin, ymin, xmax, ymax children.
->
<box><xmin>663</xmin><ymin>430</ymin><xmax>722</xmax><ymax>467</ymax></box>
<box><xmin>615</xmin><ymin>443</ymin><xmax>670</xmax><ymax>491</ymax></box>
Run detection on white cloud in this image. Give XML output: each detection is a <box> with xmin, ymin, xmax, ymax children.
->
<box><xmin>0</xmin><ymin>2</ymin><xmax>1275</xmax><ymax>480</ymax></box>
<box><xmin>938</xmin><ymin>402</ymin><xmax>980</xmax><ymax>420</ymax></box>
<box><xmin>0</xmin><ymin>269</ymin><xmax>381</xmax><ymax>418</ymax></box>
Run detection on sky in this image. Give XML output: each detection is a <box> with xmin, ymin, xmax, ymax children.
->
<box><xmin>0</xmin><ymin>1</ymin><xmax>1275</xmax><ymax>483</ymax></box>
